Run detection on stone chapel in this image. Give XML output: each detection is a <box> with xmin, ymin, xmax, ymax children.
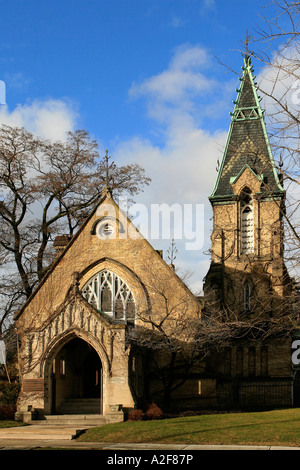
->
<box><xmin>14</xmin><ymin>55</ymin><xmax>296</xmax><ymax>423</ymax></box>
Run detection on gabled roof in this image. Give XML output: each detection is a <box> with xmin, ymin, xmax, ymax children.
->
<box><xmin>14</xmin><ymin>189</ymin><xmax>110</xmax><ymax>321</ymax></box>
<box><xmin>209</xmin><ymin>56</ymin><xmax>284</xmax><ymax>204</ymax></box>
<box><xmin>14</xmin><ymin>187</ymin><xmax>197</xmax><ymax>323</ymax></box>
<box><xmin>229</xmin><ymin>163</ymin><xmax>263</xmax><ymax>186</ymax></box>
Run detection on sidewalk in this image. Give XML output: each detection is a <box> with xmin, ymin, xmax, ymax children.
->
<box><xmin>0</xmin><ymin>439</ymin><xmax>299</xmax><ymax>450</ymax></box>
<box><xmin>0</xmin><ymin>424</ymin><xmax>299</xmax><ymax>451</ymax></box>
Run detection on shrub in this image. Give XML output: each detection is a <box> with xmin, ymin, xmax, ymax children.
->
<box><xmin>0</xmin><ymin>382</ymin><xmax>20</xmax><ymax>405</ymax></box>
<box><xmin>128</xmin><ymin>409</ymin><xmax>144</xmax><ymax>421</ymax></box>
<box><xmin>0</xmin><ymin>404</ymin><xmax>16</xmax><ymax>420</ymax></box>
<box><xmin>145</xmin><ymin>403</ymin><xmax>163</xmax><ymax>420</ymax></box>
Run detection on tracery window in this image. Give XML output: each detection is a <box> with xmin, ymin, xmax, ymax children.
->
<box><xmin>82</xmin><ymin>270</ymin><xmax>136</xmax><ymax>324</ymax></box>
<box><xmin>240</xmin><ymin>187</ymin><xmax>254</xmax><ymax>254</ymax></box>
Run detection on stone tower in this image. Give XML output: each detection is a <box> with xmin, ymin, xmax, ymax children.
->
<box><xmin>204</xmin><ymin>54</ymin><xmax>290</xmax><ymax>322</ymax></box>
<box><xmin>203</xmin><ymin>55</ymin><xmax>295</xmax><ymax>392</ymax></box>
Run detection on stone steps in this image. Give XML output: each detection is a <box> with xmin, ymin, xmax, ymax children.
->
<box><xmin>0</xmin><ymin>425</ymin><xmax>84</xmax><ymax>440</ymax></box>
<box><xmin>58</xmin><ymin>398</ymin><xmax>102</xmax><ymax>415</ymax></box>
<box><xmin>43</xmin><ymin>414</ymin><xmax>106</xmax><ymax>426</ymax></box>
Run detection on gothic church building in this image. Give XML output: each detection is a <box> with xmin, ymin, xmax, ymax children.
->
<box><xmin>14</xmin><ymin>56</ymin><xmax>295</xmax><ymax>422</ymax></box>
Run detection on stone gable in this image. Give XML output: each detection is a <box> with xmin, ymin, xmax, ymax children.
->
<box><xmin>15</xmin><ymin>188</ymin><xmax>201</xmax><ymax>420</ymax></box>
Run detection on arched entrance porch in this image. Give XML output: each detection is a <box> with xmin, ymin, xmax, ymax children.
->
<box><xmin>49</xmin><ymin>337</ymin><xmax>103</xmax><ymax>415</ymax></box>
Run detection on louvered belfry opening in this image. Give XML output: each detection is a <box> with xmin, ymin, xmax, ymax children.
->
<box><xmin>240</xmin><ymin>187</ymin><xmax>254</xmax><ymax>254</ymax></box>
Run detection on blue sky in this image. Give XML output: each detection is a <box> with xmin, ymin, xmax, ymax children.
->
<box><xmin>0</xmin><ymin>0</ymin><xmax>281</xmax><ymax>292</ymax></box>
<box><xmin>0</xmin><ymin>0</ymin><xmax>268</xmax><ymax>141</ymax></box>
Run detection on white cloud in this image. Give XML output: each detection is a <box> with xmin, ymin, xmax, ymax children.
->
<box><xmin>256</xmin><ymin>45</ymin><xmax>300</xmax><ymax>177</ymax></box>
<box><xmin>114</xmin><ymin>123</ymin><xmax>226</xmax><ymax>293</ymax></box>
<box><xmin>256</xmin><ymin>46</ymin><xmax>300</xmax><ymax>281</ymax></box>
<box><xmin>4</xmin><ymin>72</ymin><xmax>31</xmax><ymax>92</ymax></box>
<box><xmin>115</xmin><ymin>45</ymin><xmax>229</xmax><ymax>292</ymax></box>
<box><xmin>203</xmin><ymin>0</ymin><xmax>215</xmax><ymax>9</ymax></box>
<box><xmin>0</xmin><ymin>98</ymin><xmax>78</xmax><ymax>141</ymax></box>
<box><xmin>129</xmin><ymin>44</ymin><xmax>217</xmax><ymax>125</ymax></box>
<box><xmin>169</xmin><ymin>16</ymin><xmax>184</xmax><ymax>29</ymax></box>
<box><xmin>256</xmin><ymin>44</ymin><xmax>300</xmax><ymax>125</ymax></box>
<box><xmin>122</xmin><ymin>44</ymin><xmax>228</xmax><ymax>208</ymax></box>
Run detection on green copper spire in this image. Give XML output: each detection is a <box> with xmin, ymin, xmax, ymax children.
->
<box><xmin>209</xmin><ymin>56</ymin><xmax>284</xmax><ymax>204</ymax></box>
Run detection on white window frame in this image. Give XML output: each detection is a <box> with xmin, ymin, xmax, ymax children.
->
<box><xmin>82</xmin><ymin>269</ymin><xmax>136</xmax><ymax>324</ymax></box>
<box><xmin>240</xmin><ymin>188</ymin><xmax>254</xmax><ymax>254</ymax></box>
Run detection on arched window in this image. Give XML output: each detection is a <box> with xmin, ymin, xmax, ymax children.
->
<box><xmin>244</xmin><ymin>281</ymin><xmax>251</xmax><ymax>311</ymax></box>
<box><xmin>261</xmin><ymin>347</ymin><xmax>268</xmax><ymax>376</ymax></box>
<box><xmin>248</xmin><ymin>347</ymin><xmax>256</xmax><ymax>376</ymax></box>
<box><xmin>236</xmin><ymin>347</ymin><xmax>244</xmax><ymax>376</ymax></box>
<box><xmin>240</xmin><ymin>187</ymin><xmax>254</xmax><ymax>254</ymax></box>
<box><xmin>82</xmin><ymin>269</ymin><xmax>136</xmax><ymax>324</ymax></box>
<box><xmin>224</xmin><ymin>348</ymin><xmax>232</xmax><ymax>376</ymax></box>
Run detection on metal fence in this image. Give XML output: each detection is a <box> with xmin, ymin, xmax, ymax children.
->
<box><xmin>217</xmin><ymin>378</ymin><xmax>293</xmax><ymax>409</ymax></box>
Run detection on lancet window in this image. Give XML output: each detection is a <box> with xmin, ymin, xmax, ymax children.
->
<box><xmin>82</xmin><ymin>269</ymin><xmax>136</xmax><ymax>324</ymax></box>
<box><xmin>240</xmin><ymin>187</ymin><xmax>254</xmax><ymax>254</ymax></box>
<box><xmin>244</xmin><ymin>281</ymin><xmax>251</xmax><ymax>311</ymax></box>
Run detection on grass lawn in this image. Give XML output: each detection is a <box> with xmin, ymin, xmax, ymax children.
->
<box><xmin>77</xmin><ymin>408</ymin><xmax>300</xmax><ymax>447</ymax></box>
<box><xmin>0</xmin><ymin>420</ymin><xmax>27</xmax><ymax>428</ymax></box>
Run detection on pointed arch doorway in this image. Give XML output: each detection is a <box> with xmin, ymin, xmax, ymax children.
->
<box><xmin>50</xmin><ymin>337</ymin><xmax>103</xmax><ymax>415</ymax></box>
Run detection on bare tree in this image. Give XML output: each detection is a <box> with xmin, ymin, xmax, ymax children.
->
<box><xmin>245</xmin><ymin>1</ymin><xmax>300</xmax><ymax>281</ymax></box>
<box><xmin>127</xmin><ymin>252</ymin><xmax>299</xmax><ymax>411</ymax></box>
<box><xmin>0</xmin><ymin>124</ymin><xmax>151</xmax><ymax>335</ymax></box>
<box><xmin>127</xmin><ymin>261</ymin><xmax>202</xmax><ymax>411</ymax></box>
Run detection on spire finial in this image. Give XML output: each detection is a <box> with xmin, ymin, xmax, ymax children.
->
<box><xmin>101</xmin><ymin>149</ymin><xmax>114</xmax><ymax>198</ymax></box>
<box><xmin>167</xmin><ymin>238</ymin><xmax>178</xmax><ymax>267</ymax></box>
<box><xmin>243</xmin><ymin>30</ymin><xmax>252</xmax><ymax>61</ymax></box>
<box><xmin>105</xmin><ymin>149</ymin><xmax>110</xmax><ymax>186</ymax></box>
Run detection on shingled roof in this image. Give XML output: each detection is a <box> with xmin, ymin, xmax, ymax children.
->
<box><xmin>209</xmin><ymin>56</ymin><xmax>284</xmax><ymax>204</ymax></box>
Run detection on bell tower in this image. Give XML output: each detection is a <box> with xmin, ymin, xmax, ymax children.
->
<box><xmin>204</xmin><ymin>55</ymin><xmax>289</xmax><ymax>318</ymax></box>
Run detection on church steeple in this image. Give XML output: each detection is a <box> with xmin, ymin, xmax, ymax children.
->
<box><xmin>204</xmin><ymin>55</ymin><xmax>290</xmax><ymax>317</ymax></box>
<box><xmin>209</xmin><ymin>56</ymin><xmax>284</xmax><ymax>205</ymax></box>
